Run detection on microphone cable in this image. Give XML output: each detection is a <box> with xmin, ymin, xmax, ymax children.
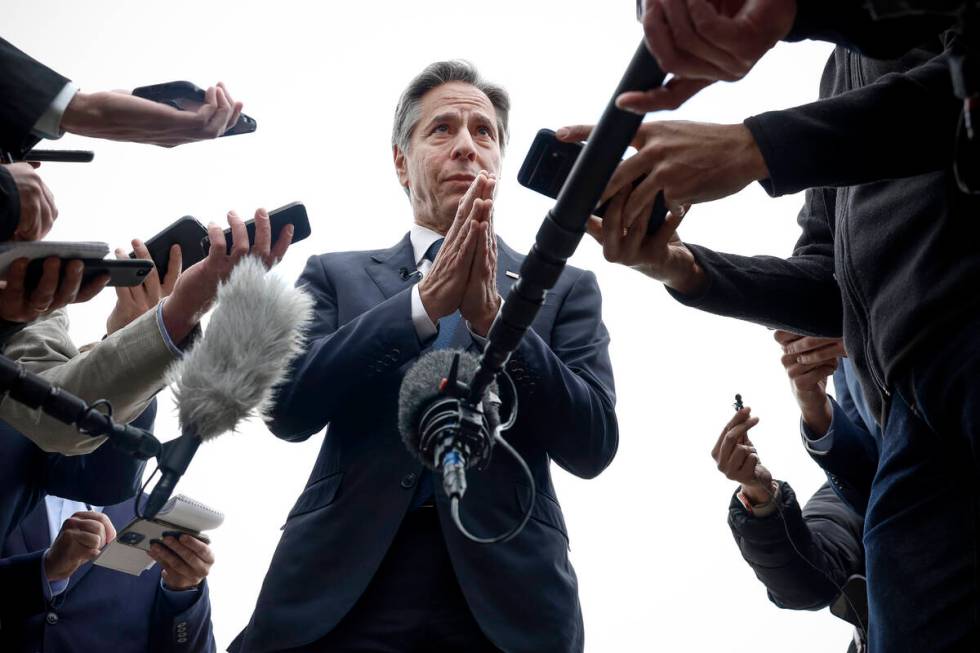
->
<box><xmin>733</xmin><ymin>394</ymin><xmax>868</xmax><ymax>639</ymax></box>
<box><xmin>447</xmin><ymin>371</ymin><xmax>536</xmax><ymax>544</ymax></box>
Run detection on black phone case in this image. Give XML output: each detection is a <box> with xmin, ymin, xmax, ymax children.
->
<box><xmin>25</xmin><ymin>258</ymin><xmax>154</xmax><ymax>289</ymax></box>
<box><xmin>134</xmin><ymin>216</ymin><xmax>210</xmax><ymax>282</ymax></box>
<box><xmin>204</xmin><ymin>202</ymin><xmax>312</xmax><ymax>254</ymax></box>
<box><xmin>132</xmin><ymin>81</ymin><xmax>257</xmax><ymax>136</ymax></box>
<box><xmin>517</xmin><ymin>128</ymin><xmax>667</xmax><ymax>234</ymax></box>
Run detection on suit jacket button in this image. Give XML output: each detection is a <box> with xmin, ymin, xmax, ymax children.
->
<box><xmin>45</xmin><ymin>612</ymin><xmax>58</xmax><ymax>625</ymax></box>
<box><xmin>401</xmin><ymin>473</ymin><xmax>417</xmax><ymax>489</ymax></box>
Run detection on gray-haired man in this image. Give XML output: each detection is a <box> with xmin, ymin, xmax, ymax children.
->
<box><xmin>230</xmin><ymin>61</ymin><xmax>619</xmax><ymax>653</ymax></box>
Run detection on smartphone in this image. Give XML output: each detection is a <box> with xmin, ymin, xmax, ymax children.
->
<box><xmin>517</xmin><ymin>128</ymin><xmax>667</xmax><ymax>234</ymax></box>
<box><xmin>25</xmin><ymin>258</ymin><xmax>154</xmax><ymax>290</ymax></box>
<box><xmin>22</xmin><ymin>149</ymin><xmax>95</xmax><ymax>163</ymax></box>
<box><xmin>133</xmin><ymin>216</ymin><xmax>210</xmax><ymax>281</ymax></box>
<box><xmin>132</xmin><ymin>81</ymin><xmax>257</xmax><ymax>136</ymax></box>
<box><xmin>202</xmin><ymin>201</ymin><xmax>312</xmax><ymax>254</ymax></box>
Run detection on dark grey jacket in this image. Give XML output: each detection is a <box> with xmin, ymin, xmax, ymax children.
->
<box><xmin>671</xmin><ymin>39</ymin><xmax>980</xmax><ymax>421</ymax></box>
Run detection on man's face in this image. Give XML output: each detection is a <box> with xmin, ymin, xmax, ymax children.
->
<box><xmin>395</xmin><ymin>81</ymin><xmax>502</xmax><ymax>234</ymax></box>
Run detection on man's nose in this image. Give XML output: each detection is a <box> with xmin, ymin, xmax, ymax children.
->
<box><xmin>450</xmin><ymin>130</ymin><xmax>477</xmax><ymax>161</ymax></box>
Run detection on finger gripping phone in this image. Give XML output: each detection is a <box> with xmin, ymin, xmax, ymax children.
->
<box><xmin>517</xmin><ymin>128</ymin><xmax>667</xmax><ymax>234</ymax></box>
<box><xmin>25</xmin><ymin>258</ymin><xmax>154</xmax><ymax>290</ymax></box>
<box><xmin>134</xmin><ymin>216</ymin><xmax>209</xmax><ymax>282</ymax></box>
<box><xmin>205</xmin><ymin>202</ymin><xmax>312</xmax><ymax>255</ymax></box>
<box><xmin>131</xmin><ymin>81</ymin><xmax>257</xmax><ymax>136</ymax></box>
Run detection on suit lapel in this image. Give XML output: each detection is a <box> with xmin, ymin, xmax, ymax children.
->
<box><xmin>20</xmin><ymin>501</ymin><xmax>53</xmax><ymax>553</ymax></box>
<box><xmin>365</xmin><ymin>233</ymin><xmax>418</xmax><ymax>300</ymax></box>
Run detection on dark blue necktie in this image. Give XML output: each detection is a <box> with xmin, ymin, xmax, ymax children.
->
<box><xmin>411</xmin><ymin>237</ymin><xmax>461</xmax><ymax>509</ymax></box>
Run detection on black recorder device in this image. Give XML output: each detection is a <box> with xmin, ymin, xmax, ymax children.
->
<box><xmin>132</xmin><ymin>81</ymin><xmax>257</xmax><ymax>136</ymax></box>
<box><xmin>517</xmin><ymin>128</ymin><xmax>667</xmax><ymax>234</ymax></box>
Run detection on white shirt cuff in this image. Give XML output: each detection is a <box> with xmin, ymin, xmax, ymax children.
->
<box><xmin>41</xmin><ymin>548</ymin><xmax>70</xmax><ymax>598</ymax></box>
<box><xmin>155</xmin><ymin>302</ymin><xmax>186</xmax><ymax>358</ymax></box>
<box><xmin>411</xmin><ymin>285</ymin><xmax>437</xmax><ymax>342</ymax></box>
<box><xmin>32</xmin><ymin>82</ymin><xmax>79</xmax><ymax>140</ymax></box>
<box><xmin>801</xmin><ymin>414</ymin><xmax>835</xmax><ymax>456</ymax></box>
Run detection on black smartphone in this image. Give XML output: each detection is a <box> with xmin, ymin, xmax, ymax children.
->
<box><xmin>132</xmin><ymin>216</ymin><xmax>210</xmax><ymax>281</ymax></box>
<box><xmin>517</xmin><ymin>128</ymin><xmax>667</xmax><ymax>234</ymax></box>
<box><xmin>132</xmin><ymin>81</ymin><xmax>257</xmax><ymax>136</ymax></box>
<box><xmin>201</xmin><ymin>202</ymin><xmax>312</xmax><ymax>254</ymax></box>
<box><xmin>25</xmin><ymin>258</ymin><xmax>154</xmax><ymax>290</ymax></box>
<box><xmin>22</xmin><ymin>149</ymin><xmax>95</xmax><ymax>163</ymax></box>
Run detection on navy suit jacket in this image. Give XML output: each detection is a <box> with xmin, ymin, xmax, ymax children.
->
<box><xmin>232</xmin><ymin>234</ymin><xmax>618</xmax><ymax>653</ymax></box>
<box><xmin>804</xmin><ymin>364</ymin><xmax>881</xmax><ymax>517</ymax></box>
<box><xmin>1</xmin><ymin>495</ymin><xmax>215</xmax><ymax>653</ymax></box>
<box><xmin>0</xmin><ymin>402</ymin><xmax>156</xmax><ymax>634</ymax></box>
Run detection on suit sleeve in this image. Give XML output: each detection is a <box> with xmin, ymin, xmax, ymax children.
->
<box><xmin>149</xmin><ymin>580</ymin><xmax>216</xmax><ymax>653</ymax></box>
<box><xmin>666</xmin><ymin>188</ymin><xmax>842</xmax><ymax>337</ymax></box>
<box><xmin>0</xmin><ymin>551</ymin><xmax>47</xmax><ymax>628</ymax></box>
<box><xmin>503</xmin><ymin>269</ymin><xmax>618</xmax><ymax>479</ymax></box>
<box><xmin>728</xmin><ymin>482</ymin><xmax>865</xmax><ymax>610</ymax></box>
<box><xmin>746</xmin><ymin>51</ymin><xmax>957</xmax><ymax>197</ymax></box>
<box><xmin>803</xmin><ymin>378</ymin><xmax>879</xmax><ymax>517</ymax></box>
<box><xmin>0</xmin><ymin>308</ymin><xmax>177</xmax><ymax>454</ymax></box>
<box><xmin>0</xmin><ymin>36</ymin><xmax>71</xmax><ymax>157</ymax></box>
<box><xmin>41</xmin><ymin>401</ymin><xmax>156</xmax><ymax>506</ymax></box>
<box><xmin>268</xmin><ymin>255</ymin><xmax>425</xmax><ymax>441</ymax></box>
<box><xmin>786</xmin><ymin>0</ymin><xmax>955</xmax><ymax>58</ymax></box>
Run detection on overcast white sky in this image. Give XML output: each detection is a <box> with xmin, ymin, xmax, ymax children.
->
<box><xmin>6</xmin><ymin>2</ymin><xmax>846</xmax><ymax>650</ymax></box>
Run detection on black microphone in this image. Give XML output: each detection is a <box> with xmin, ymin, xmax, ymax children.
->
<box><xmin>143</xmin><ymin>257</ymin><xmax>313</xmax><ymax>518</ymax></box>
<box><xmin>397</xmin><ymin>349</ymin><xmax>500</xmax><ymax>500</ymax></box>
<box><xmin>0</xmin><ymin>354</ymin><xmax>161</xmax><ymax>459</ymax></box>
<box><xmin>399</xmin><ymin>267</ymin><xmax>422</xmax><ymax>281</ymax></box>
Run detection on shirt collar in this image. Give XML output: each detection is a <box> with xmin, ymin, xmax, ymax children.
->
<box><xmin>410</xmin><ymin>223</ymin><xmax>446</xmax><ymax>267</ymax></box>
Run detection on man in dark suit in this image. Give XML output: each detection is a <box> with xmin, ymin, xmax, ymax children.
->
<box><xmin>1</xmin><ymin>490</ymin><xmax>216</xmax><ymax>653</ymax></box>
<box><xmin>231</xmin><ymin>61</ymin><xmax>619</xmax><ymax>653</ymax></box>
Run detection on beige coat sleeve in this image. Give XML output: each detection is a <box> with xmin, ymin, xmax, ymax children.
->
<box><xmin>0</xmin><ymin>307</ymin><xmax>178</xmax><ymax>454</ymax></box>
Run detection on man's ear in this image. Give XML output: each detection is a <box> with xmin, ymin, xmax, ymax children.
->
<box><xmin>393</xmin><ymin>145</ymin><xmax>410</xmax><ymax>192</ymax></box>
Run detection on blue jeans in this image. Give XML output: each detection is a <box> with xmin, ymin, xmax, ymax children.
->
<box><xmin>865</xmin><ymin>321</ymin><xmax>980</xmax><ymax>652</ymax></box>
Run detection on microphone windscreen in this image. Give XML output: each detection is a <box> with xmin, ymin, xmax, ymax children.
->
<box><xmin>168</xmin><ymin>256</ymin><xmax>314</xmax><ymax>442</ymax></box>
<box><xmin>397</xmin><ymin>349</ymin><xmax>499</xmax><ymax>460</ymax></box>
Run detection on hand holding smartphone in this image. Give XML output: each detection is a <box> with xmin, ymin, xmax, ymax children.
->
<box><xmin>132</xmin><ymin>81</ymin><xmax>257</xmax><ymax>136</ymax></box>
<box><xmin>133</xmin><ymin>202</ymin><xmax>312</xmax><ymax>279</ymax></box>
<box><xmin>517</xmin><ymin>128</ymin><xmax>667</xmax><ymax>234</ymax></box>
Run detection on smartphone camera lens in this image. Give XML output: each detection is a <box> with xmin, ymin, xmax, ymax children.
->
<box><xmin>119</xmin><ymin>531</ymin><xmax>145</xmax><ymax>545</ymax></box>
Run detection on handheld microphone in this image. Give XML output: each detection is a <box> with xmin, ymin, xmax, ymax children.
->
<box><xmin>398</xmin><ymin>350</ymin><xmax>500</xmax><ymax>500</ymax></box>
<box><xmin>143</xmin><ymin>257</ymin><xmax>313</xmax><ymax>518</ymax></box>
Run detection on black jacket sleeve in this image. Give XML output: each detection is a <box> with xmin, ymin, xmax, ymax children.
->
<box><xmin>745</xmin><ymin>50</ymin><xmax>958</xmax><ymax>197</ymax></box>
<box><xmin>787</xmin><ymin>0</ymin><xmax>955</xmax><ymax>58</ymax></box>
<box><xmin>0</xmin><ymin>165</ymin><xmax>19</xmax><ymax>241</ymax></box>
<box><xmin>666</xmin><ymin>187</ymin><xmax>841</xmax><ymax>337</ymax></box>
<box><xmin>0</xmin><ymin>36</ymin><xmax>71</xmax><ymax>157</ymax></box>
<box><xmin>728</xmin><ymin>481</ymin><xmax>865</xmax><ymax>610</ymax></box>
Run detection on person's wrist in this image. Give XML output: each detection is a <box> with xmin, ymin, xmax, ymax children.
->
<box><xmin>648</xmin><ymin>246</ymin><xmax>706</xmax><ymax>295</ymax></box>
<box><xmin>160</xmin><ymin>295</ymin><xmax>202</xmax><ymax>345</ymax></box>
<box><xmin>469</xmin><ymin>296</ymin><xmax>501</xmax><ymax>336</ymax></box>
<box><xmin>801</xmin><ymin>396</ymin><xmax>833</xmax><ymax>437</ymax></box>
<box><xmin>60</xmin><ymin>91</ymin><xmax>98</xmax><ymax>134</ymax></box>
<box><xmin>43</xmin><ymin>549</ymin><xmax>71</xmax><ymax>582</ymax></box>
<box><xmin>731</xmin><ymin>123</ymin><xmax>769</xmax><ymax>183</ymax></box>
<box><xmin>740</xmin><ymin>481</ymin><xmax>773</xmax><ymax>506</ymax></box>
<box><xmin>418</xmin><ymin>284</ymin><xmax>448</xmax><ymax>325</ymax></box>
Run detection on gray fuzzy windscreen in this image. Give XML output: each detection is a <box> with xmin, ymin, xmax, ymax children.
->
<box><xmin>167</xmin><ymin>256</ymin><xmax>314</xmax><ymax>441</ymax></box>
<box><xmin>397</xmin><ymin>349</ymin><xmax>499</xmax><ymax>457</ymax></box>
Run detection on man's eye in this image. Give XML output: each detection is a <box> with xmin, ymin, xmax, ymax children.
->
<box><xmin>477</xmin><ymin>126</ymin><xmax>493</xmax><ymax>138</ymax></box>
<box><xmin>432</xmin><ymin>124</ymin><xmax>449</xmax><ymax>134</ymax></box>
